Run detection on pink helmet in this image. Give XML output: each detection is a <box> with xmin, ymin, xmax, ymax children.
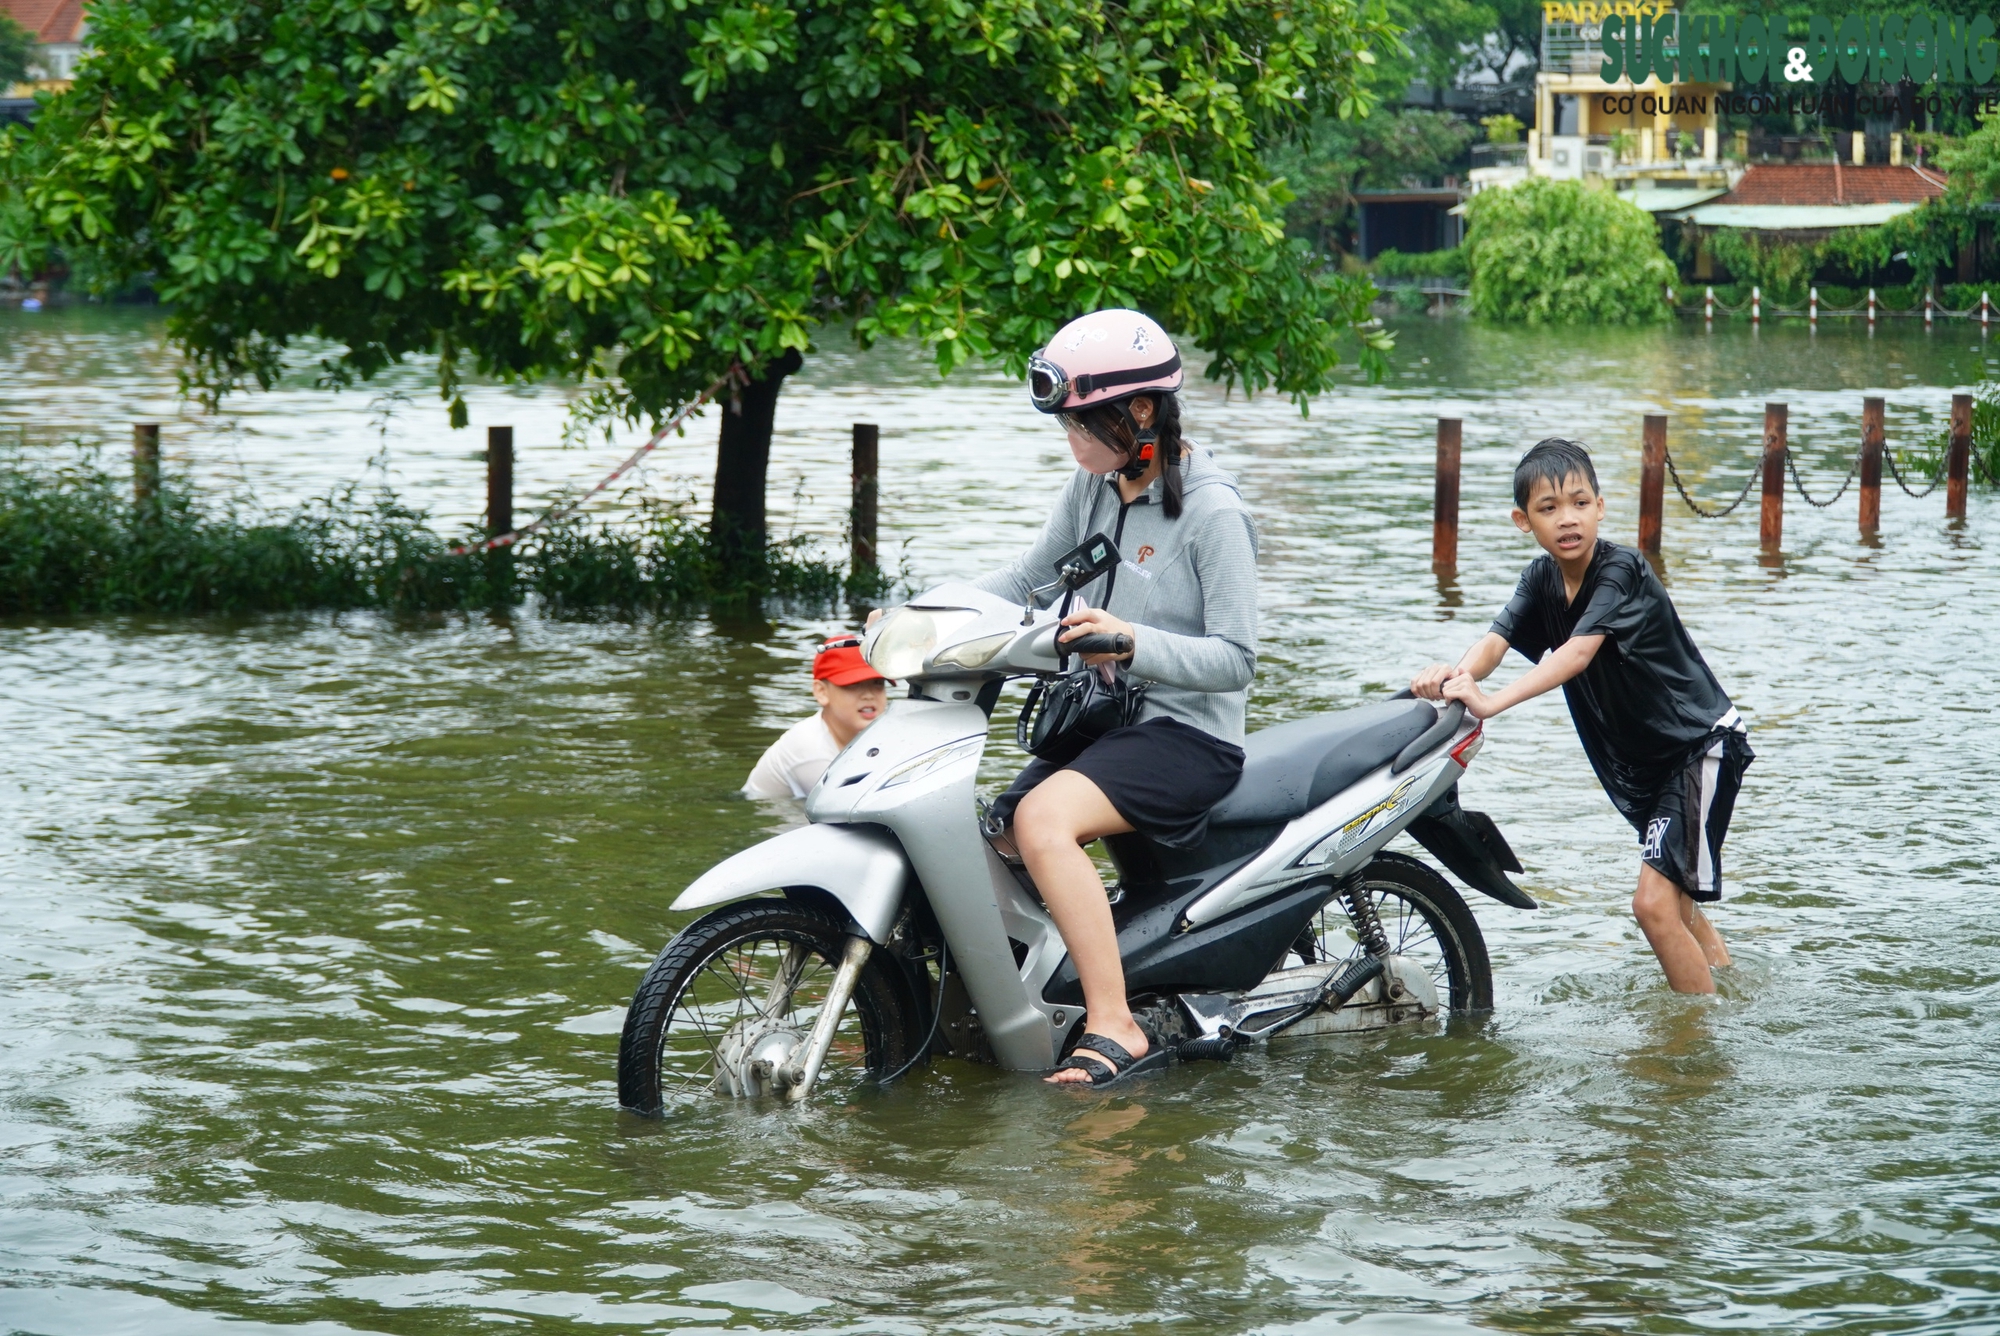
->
<box><xmin>1027</xmin><ymin>309</ymin><xmax>1184</xmax><ymax>414</ymax></box>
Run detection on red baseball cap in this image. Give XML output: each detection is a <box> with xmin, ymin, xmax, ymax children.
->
<box><xmin>813</xmin><ymin>635</ymin><xmax>888</xmax><ymax>687</ymax></box>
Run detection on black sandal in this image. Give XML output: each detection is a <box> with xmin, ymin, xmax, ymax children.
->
<box><xmin>1051</xmin><ymin>1031</ymin><xmax>1172</xmax><ymax>1087</ymax></box>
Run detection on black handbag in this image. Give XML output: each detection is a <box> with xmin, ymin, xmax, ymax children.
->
<box><xmin>1013</xmin><ymin>528</ymin><xmax>1147</xmax><ymax>764</ymax></box>
<box><xmin>1016</xmin><ymin>662</ymin><xmax>1148</xmax><ymax>765</ymax></box>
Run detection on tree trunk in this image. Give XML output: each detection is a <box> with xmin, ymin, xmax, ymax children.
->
<box><xmin>709</xmin><ymin>349</ymin><xmax>804</xmax><ymax>576</ymax></box>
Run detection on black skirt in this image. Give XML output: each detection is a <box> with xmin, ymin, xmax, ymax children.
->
<box><xmin>991</xmin><ymin>718</ymin><xmax>1246</xmax><ymax>849</ymax></box>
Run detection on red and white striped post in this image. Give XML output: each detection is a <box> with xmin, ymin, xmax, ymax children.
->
<box><xmin>1809</xmin><ymin>286</ymin><xmax>1818</xmax><ymax>327</ymax></box>
<box><xmin>1924</xmin><ymin>286</ymin><xmax>1934</xmax><ymax>328</ymax></box>
<box><xmin>1751</xmin><ymin>285</ymin><xmax>1761</xmax><ymax>324</ymax></box>
<box><xmin>1983</xmin><ymin>291</ymin><xmax>1992</xmax><ymax>332</ymax></box>
<box><xmin>1704</xmin><ymin>286</ymin><xmax>1714</xmax><ymax>323</ymax></box>
<box><xmin>1867</xmin><ymin>287</ymin><xmax>1877</xmax><ymax>326</ymax></box>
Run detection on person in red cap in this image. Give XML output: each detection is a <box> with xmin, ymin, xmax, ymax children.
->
<box><xmin>742</xmin><ymin>635</ymin><xmax>891</xmax><ymax>800</ymax></box>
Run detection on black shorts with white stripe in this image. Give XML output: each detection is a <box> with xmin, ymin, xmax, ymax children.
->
<box><xmin>1638</xmin><ymin>725</ymin><xmax>1754</xmax><ymax>902</ymax></box>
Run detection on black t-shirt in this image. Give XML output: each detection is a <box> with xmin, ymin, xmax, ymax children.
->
<box><xmin>1489</xmin><ymin>540</ymin><xmax>1734</xmax><ymax>827</ymax></box>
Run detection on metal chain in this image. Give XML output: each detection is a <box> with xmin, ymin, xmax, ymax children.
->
<box><xmin>1882</xmin><ymin>447</ymin><xmax>1945</xmax><ymax>498</ymax></box>
<box><xmin>1664</xmin><ymin>448</ymin><xmax>1763</xmax><ymax>519</ymax></box>
<box><xmin>1786</xmin><ymin>447</ymin><xmax>1862</xmax><ymax>508</ymax></box>
<box><xmin>1972</xmin><ymin>446</ymin><xmax>1999</xmax><ymax>488</ymax></box>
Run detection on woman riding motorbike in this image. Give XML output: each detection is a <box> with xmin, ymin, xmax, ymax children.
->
<box><xmin>980</xmin><ymin>309</ymin><xmax>1260</xmax><ymax>1086</ymax></box>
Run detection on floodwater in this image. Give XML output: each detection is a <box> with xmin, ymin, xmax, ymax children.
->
<box><xmin>2</xmin><ymin>308</ymin><xmax>1998</xmax><ymax>1334</ymax></box>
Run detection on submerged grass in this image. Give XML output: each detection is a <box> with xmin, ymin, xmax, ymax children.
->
<box><xmin>0</xmin><ymin>447</ymin><xmax>859</xmax><ymax>617</ymax></box>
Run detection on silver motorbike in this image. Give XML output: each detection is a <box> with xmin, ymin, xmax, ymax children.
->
<box><xmin>619</xmin><ymin>560</ymin><xmax>1533</xmax><ymax>1111</ymax></box>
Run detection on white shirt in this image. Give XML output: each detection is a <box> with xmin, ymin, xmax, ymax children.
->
<box><xmin>743</xmin><ymin>714</ymin><xmax>843</xmax><ymax>800</ymax></box>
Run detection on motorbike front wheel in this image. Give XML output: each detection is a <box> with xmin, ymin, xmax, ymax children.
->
<box><xmin>617</xmin><ymin>899</ymin><xmax>926</xmax><ymax>1115</ymax></box>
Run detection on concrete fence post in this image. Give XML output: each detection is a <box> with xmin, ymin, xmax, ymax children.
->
<box><xmin>1858</xmin><ymin>396</ymin><xmax>1884</xmax><ymax>535</ymax></box>
<box><xmin>486</xmin><ymin>426</ymin><xmax>513</xmax><ymax>539</ymax></box>
<box><xmin>851</xmin><ymin>423</ymin><xmax>879</xmax><ymax>573</ymax></box>
<box><xmin>1638</xmin><ymin>414</ymin><xmax>1666</xmax><ymax>555</ymax></box>
<box><xmin>1947</xmin><ymin>393</ymin><xmax>1972</xmax><ymax>520</ymax></box>
<box><xmin>133</xmin><ymin>423</ymin><xmax>160</xmax><ymax>507</ymax></box>
<box><xmin>1760</xmin><ymin>402</ymin><xmax>1787</xmax><ymax>551</ymax></box>
<box><xmin>1432</xmin><ymin>418</ymin><xmax>1461</xmax><ymax>574</ymax></box>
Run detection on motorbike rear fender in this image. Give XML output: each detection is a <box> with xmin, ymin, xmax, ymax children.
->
<box><xmin>668</xmin><ymin>822</ymin><xmax>911</xmax><ymax>943</ymax></box>
<box><xmin>1406</xmin><ymin>784</ymin><xmax>1536</xmax><ymax>909</ymax></box>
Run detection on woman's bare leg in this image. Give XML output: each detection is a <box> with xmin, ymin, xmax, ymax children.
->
<box><xmin>1013</xmin><ymin>771</ymin><xmax>1140</xmax><ymax>1083</ymax></box>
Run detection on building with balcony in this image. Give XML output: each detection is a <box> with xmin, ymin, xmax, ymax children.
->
<box><xmin>1470</xmin><ymin>5</ymin><xmax>1732</xmax><ymax>201</ymax></box>
<box><xmin>2</xmin><ymin>0</ymin><xmax>86</xmax><ymax>96</ymax></box>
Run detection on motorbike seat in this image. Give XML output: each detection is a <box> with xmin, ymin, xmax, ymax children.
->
<box><xmin>1208</xmin><ymin>700</ymin><xmax>1441</xmax><ymax>827</ymax></box>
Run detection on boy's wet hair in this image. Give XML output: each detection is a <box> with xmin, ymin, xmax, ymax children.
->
<box><xmin>1513</xmin><ymin>438</ymin><xmax>1600</xmax><ymax>509</ymax></box>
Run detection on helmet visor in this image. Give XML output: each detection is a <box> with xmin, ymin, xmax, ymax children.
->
<box><xmin>1027</xmin><ymin>355</ymin><xmax>1069</xmax><ymax>413</ymax></box>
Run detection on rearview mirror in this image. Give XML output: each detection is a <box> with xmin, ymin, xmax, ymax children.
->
<box><xmin>1053</xmin><ymin>532</ymin><xmax>1121</xmax><ymax>591</ymax></box>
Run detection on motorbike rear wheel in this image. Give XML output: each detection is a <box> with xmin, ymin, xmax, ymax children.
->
<box><xmin>1305</xmin><ymin>852</ymin><xmax>1493</xmax><ymax>1013</ymax></box>
<box><xmin>617</xmin><ymin>899</ymin><xmax>925</xmax><ymax>1115</ymax></box>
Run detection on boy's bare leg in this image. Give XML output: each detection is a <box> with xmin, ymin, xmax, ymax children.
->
<box><xmin>1682</xmin><ymin>901</ymin><xmax>1732</xmax><ymax>969</ymax></box>
<box><xmin>1631</xmin><ymin>864</ymin><xmax>1716</xmax><ymax>994</ymax></box>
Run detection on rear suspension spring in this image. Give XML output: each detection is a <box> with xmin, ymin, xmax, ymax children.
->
<box><xmin>1340</xmin><ymin>880</ymin><xmax>1390</xmax><ymax>959</ymax></box>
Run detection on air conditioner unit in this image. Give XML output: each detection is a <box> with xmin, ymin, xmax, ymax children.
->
<box><xmin>1545</xmin><ymin>135</ymin><xmax>1587</xmax><ymax>179</ymax></box>
<box><xmin>1585</xmin><ymin>149</ymin><xmax>1607</xmax><ymax>173</ymax></box>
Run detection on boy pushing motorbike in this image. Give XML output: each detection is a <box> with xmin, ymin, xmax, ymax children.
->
<box><xmin>1411</xmin><ymin>439</ymin><xmax>1753</xmax><ymax>994</ymax></box>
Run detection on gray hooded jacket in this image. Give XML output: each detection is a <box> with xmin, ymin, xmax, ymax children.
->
<box><xmin>974</xmin><ymin>445</ymin><xmax>1259</xmax><ymax>745</ymax></box>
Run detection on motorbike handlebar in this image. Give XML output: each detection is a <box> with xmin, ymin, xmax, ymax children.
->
<box><xmin>1060</xmin><ymin>632</ymin><xmax>1133</xmax><ymax>657</ymax></box>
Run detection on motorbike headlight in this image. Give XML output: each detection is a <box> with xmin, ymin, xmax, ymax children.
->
<box><xmin>864</xmin><ymin>607</ymin><xmax>936</xmax><ymax>680</ymax></box>
<box><xmin>878</xmin><ymin>736</ymin><xmax>984</xmax><ymax>790</ymax></box>
<box><xmin>930</xmin><ymin>630</ymin><xmax>1015</xmax><ymax>671</ymax></box>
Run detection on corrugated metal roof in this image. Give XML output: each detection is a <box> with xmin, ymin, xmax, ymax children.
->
<box><xmin>1626</xmin><ymin>187</ymin><xmax>1728</xmax><ymax>214</ymax></box>
<box><xmin>1684</xmin><ymin>202</ymin><xmax>1923</xmax><ymax>230</ymax></box>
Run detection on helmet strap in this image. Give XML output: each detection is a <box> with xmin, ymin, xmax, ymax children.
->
<box><xmin>1114</xmin><ymin>402</ymin><xmax>1157</xmax><ymax>480</ymax></box>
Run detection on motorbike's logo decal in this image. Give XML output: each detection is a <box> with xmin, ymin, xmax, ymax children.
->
<box><xmin>1136</xmin><ymin>545</ymin><xmax>1155</xmax><ymax>564</ymax></box>
<box><xmin>1642</xmin><ymin>817</ymin><xmax>1670</xmax><ymax>860</ymax></box>
<box><xmin>1330</xmin><ymin>769</ymin><xmax>1434</xmax><ymax>858</ymax></box>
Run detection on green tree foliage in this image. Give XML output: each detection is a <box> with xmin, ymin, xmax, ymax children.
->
<box><xmin>0</xmin><ymin>13</ymin><xmax>34</xmax><ymax>89</ymax></box>
<box><xmin>1268</xmin><ymin>0</ymin><xmax>1537</xmax><ymax>260</ymax></box>
<box><xmin>1940</xmin><ymin>108</ymin><xmax>2000</xmax><ymax>205</ymax></box>
<box><xmin>1388</xmin><ymin>0</ymin><xmax>1540</xmax><ymax>90</ymax></box>
<box><xmin>1268</xmin><ymin>109</ymin><xmax>1479</xmax><ymax>256</ymax></box>
<box><xmin>1463</xmin><ymin>179</ymin><xmax>1675</xmax><ymax>324</ymax></box>
<box><xmin>0</xmin><ymin>0</ymin><xmax>1395</xmax><ymax>571</ymax></box>
<box><xmin>1705</xmin><ymin>204</ymin><xmax>1978</xmax><ymax>304</ymax></box>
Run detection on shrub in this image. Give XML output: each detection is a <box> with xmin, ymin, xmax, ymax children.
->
<box><xmin>0</xmin><ymin>448</ymin><xmax>846</xmax><ymax>616</ymax></box>
<box><xmin>1943</xmin><ymin>283</ymin><xmax>1996</xmax><ymax>313</ymax></box>
<box><xmin>1462</xmin><ymin>179</ymin><xmax>1675</xmax><ymax>325</ymax></box>
<box><xmin>1899</xmin><ymin>383</ymin><xmax>2000</xmax><ymax>485</ymax></box>
<box><xmin>1373</xmin><ymin>246</ymin><xmax>1468</xmax><ymax>280</ymax></box>
<box><xmin>1878</xmin><ymin>283</ymin><xmax>1922</xmax><ymax>311</ymax></box>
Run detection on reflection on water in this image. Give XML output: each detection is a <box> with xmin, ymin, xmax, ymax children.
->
<box><xmin>0</xmin><ymin>310</ymin><xmax>1997</xmax><ymax>1333</ymax></box>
